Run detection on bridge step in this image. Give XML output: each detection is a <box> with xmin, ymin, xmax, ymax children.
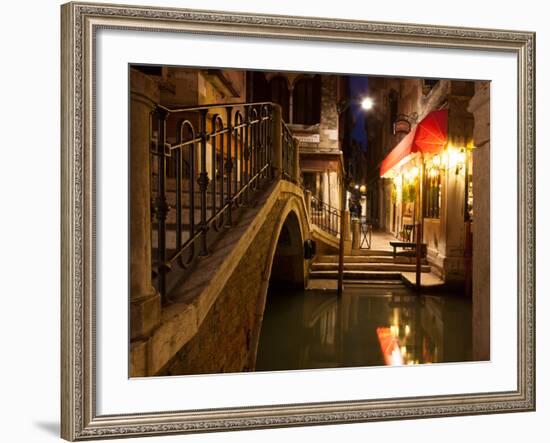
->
<box><xmin>309</xmin><ymin>270</ymin><xmax>403</xmax><ymax>280</ymax></box>
<box><xmin>315</xmin><ymin>255</ymin><xmax>428</xmax><ymax>265</ymax></box>
<box><xmin>352</xmin><ymin>249</ymin><xmax>396</xmax><ymax>257</ymax></box>
<box><xmin>344</xmin><ymin>279</ymin><xmax>404</xmax><ymax>285</ymax></box>
<box><xmin>311</xmin><ymin>262</ymin><xmax>431</xmax><ymax>273</ymax></box>
<box><xmin>307</xmin><ymin>278</ymin><xmax>404</xmax><ymax>289</ymax></box>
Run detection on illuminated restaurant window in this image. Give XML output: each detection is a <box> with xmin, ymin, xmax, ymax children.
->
<box><xmin>423</xmin><ymin>168</ymin><xmax>441</xmax><ymax>218</ymax></box>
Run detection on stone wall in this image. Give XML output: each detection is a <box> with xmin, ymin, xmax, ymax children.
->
<box><xmin>468</xmin><ymin>81</ymin><xmax>491</xmax><ymax>361</ymax></box>
<box><xmin>319</xmin><ymin>75</ymin><xmax>339</xmax><ymax>151</ymax></box>
<box><xmin>161</xmin><ymin>67</ymin><xmax>247</xmax><ymax>106</ymax></box>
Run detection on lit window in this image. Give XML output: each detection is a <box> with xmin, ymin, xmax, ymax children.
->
<box><xmin>423</xmin><ymin>168</ymin><xmax>441</xmax><ymax>218</ymax></box>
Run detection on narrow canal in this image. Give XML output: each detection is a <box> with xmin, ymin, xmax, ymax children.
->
<box><xmin>255</xmin><ymin>284</ymin><xmax>473</xmax><ymax>371</ymax></box>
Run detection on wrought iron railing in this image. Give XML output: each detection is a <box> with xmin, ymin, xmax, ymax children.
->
<box><xmin>310</xmin><ymin>195</ymin><xmax>341</xmax><ymax>237</ymax></box>
<box><xmin>150</xmin><ymin>101</ymin><xmax>297</xmax><ymax>303</ymax></box>
<box><xmin>281</xmin><ymin>123</ymin><xmax>296</xmax><ymax>182</ymax></box>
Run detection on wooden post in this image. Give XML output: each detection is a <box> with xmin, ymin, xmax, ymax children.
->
<box><xmin>337</xmin><ymin>179</ymin><xmax>346</xmax><ymax>296</ymax></box>
<box><xmin>416</xmin><ymin>158</ymin><xmax>424</xmax><ymax>292</ymax></box>
<box><xmin>415</xmin><ymin>221</ymin><xmax>422</xmax><ymax>292</ymax></box>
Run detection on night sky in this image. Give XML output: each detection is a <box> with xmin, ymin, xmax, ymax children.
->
<box><xmin>348</xmin><ymin>76</ymin><xmax>370</xmax><ymax>152</ymax></box>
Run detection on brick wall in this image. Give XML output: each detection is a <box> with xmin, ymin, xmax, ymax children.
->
<box><xmin>159</xmin><ymin>201</ymin><xmax>288</xmax><ymax>375</ymax></box>
<box><xmin>319</xmin><ymin>76</ymin><xmax>339</xmax><ymax>150</ymax></box>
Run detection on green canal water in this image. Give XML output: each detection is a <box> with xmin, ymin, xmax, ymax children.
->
<box><xmin>255</xmin><ymin>284</ymin><xmax>474</xmax><ymax>372</ymax></box>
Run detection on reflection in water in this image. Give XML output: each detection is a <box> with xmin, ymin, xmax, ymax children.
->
<box><xmin>255</xmin><ymin>284</ymin><xmax>473</xmax><ymax>372</ymax></box>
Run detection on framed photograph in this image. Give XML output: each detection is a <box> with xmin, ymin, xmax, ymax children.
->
<box><xmin>61</xmin><ymin>1</ymin><xmax>536</xmax><ymax>440</ymax></box>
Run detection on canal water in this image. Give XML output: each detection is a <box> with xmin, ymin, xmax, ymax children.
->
<box><xmin>255</xmin><ymin>284</ymin><xmax>473</xmax><ymax>372</ymax></box>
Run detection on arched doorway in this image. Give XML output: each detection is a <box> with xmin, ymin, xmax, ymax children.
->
<box><xmin>292</xmin><ymin>75</ymin><xmax>321</xmax><ymax>125</ymax></box>
<box><xmin>269</xmin><ymin>76</ymin><xmax>290</xmax><ymax>123</ymax></box>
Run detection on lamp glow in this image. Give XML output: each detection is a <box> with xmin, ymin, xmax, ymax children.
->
<box><xmin>361</xmin><ymin>97</ymin><xmax>374</xmax><ymax>110</ymax></box>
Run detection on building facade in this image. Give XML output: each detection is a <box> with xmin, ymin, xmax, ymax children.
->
<box><xmin>365</xmin><ymin>77</ymin><xmax>489</xmax><ymax>289</ymax></box>
<box><xmin>249</xmin><ymin>72</ymin><xmax>348</xmax><ymax>211</ymax></box>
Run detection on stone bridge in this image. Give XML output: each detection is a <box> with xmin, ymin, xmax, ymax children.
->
<box><xmin>129</xmin><ymin>70</ymin><xmax>346</xmax><ymax>377</ymax></box>
<box><xmin>131</xmin><ymin>179</ymin><xmax>333</xmax><ymax>376</ymax></box>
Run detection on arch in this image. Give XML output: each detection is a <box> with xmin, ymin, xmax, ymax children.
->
<box><xmin>246</xmin><ymin>190</ymin><xmax>311</xmax><ymax>369</ymax></box>
<box><xmin>292</xmin><ymin>75</ymin><xmax>321</xmax><ymax>125</ymax></box>
<box><xmin>249</xmin><ymin>71</ymin><xmax>270</xmax><ymax>103</ymax></box>
<box><xmin>261</xmin><ymin>192</ymin><xmax>311</xmax><ymax>295</ymax></box>
<box><xmin>269</xmin><ymin>210</ymin><xmax>305</xmax><ymax>290</ymax></box>
<box><xmin>268</xmin><ymin>76</ymin><xmax>290</xmax><ymax>122</ymax></box>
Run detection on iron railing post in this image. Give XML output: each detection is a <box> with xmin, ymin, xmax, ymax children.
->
<box><xmin>210</xmin><ymin>115</ymin><xmax>218</xmax><ymax>222</ymax></box>
<box><xmin>146</xmin><ymin>101</ymin><xmax>299</xmax><ymax>301</ymax></box>
<box><xmin>243</xmin><ymin>105</ymin><xmax>250</xmax><ymax>204</ymax></box>
<box><xmin>293</xmin><ymin>136</ymin><xmax>300</xmax><ymax>183</ymax></box>
<box><xmin>175</xmin><ymin>148</ymin><xmax>182</xmax><ymax>253</ymax></box>
<box><xmin>225</xmin><ymin>106</ymin><xmax>233</xmax><ymax>226</ymax></box>
<box><xmin>267</xmin><ymin>105</ymin><xmax>273</xmax><ymax>179</ymax></box>
<box><xmin>236</xmin><ymin>112</ymin><xmax>243</xmax><ymax>201</ymax></box>
<box><xmin>198</xmin><ymin>109</ymin><xmax>210</xmax><ymax>256</ymax></box>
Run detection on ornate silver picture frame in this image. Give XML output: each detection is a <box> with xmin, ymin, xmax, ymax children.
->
<box><xmin>61</xmin><ymin>1</ymin><xmax>535</xmax><ymax>440</ymax></box>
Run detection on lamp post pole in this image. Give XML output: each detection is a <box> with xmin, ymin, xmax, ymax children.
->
<box><xmin>336</xmin><ymin>95</ymin><xmax>373</xmax><ymax>297</ymax></box>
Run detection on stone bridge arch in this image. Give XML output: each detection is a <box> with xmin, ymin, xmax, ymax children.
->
<box><xmin>247</xmin><ymin>190</ymin><xmax>312</xmax><ymax>368</ymax></box>
<box><xmin>144</xmin><ymin>181</ymin><xmax>314</xmax><ymax>376</ymax></box>
<box><xmin>268</xmin><ymin>210</ymin><xmax>305</xmax><ymax>289</ymax></box>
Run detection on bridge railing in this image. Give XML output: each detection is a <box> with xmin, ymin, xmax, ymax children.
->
<box><xmin>150</xmin><ymin>101</ymin><xmax>298</xmax><ymax>303</ymax></box>
<box><xmin>310</xmin><ymin>194</ymin><xmax>341</xmax><ymax>237</ymax></box>
<box><xmin>281</xmin><ymin>123</ymin><xmax>297</xmax><ymax>183</ymax></box>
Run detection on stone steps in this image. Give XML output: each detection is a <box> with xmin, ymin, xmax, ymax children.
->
<box><xmin>310</xmin><ymin>252</ymin><xmax>431</xmax><ymax>281</ymax></box>
<box><xmin>315</xmin><ymin>255</ymin><xmax>428</xmax><ymax>265</ymax></box>
<box><xmin>309</xmin><ymin>270</ymin><xmax>403</xmax><ymax>280</ymax></box>
<box><xmin>307</xmin><ymin>279</ymin><xmax>403</xmax><ymax>289</ymax></box>
<box><xmin>311</xmin><ymin>262</ymin><xmax>431</xmax><ymax>273</ymax></box>
<box><xmin>352</xmin><ymin>249</ymin><xmax>396</xmax><ymax>257</ymax></box>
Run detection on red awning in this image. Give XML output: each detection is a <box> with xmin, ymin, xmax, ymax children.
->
<box><xmin>380</xmin><ymin>109</ymin><xmax>448</xmax><ymax>177</ymax></box>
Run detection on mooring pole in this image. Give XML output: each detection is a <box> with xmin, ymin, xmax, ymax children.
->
<box><xmin>415</xmin><ymin>221</ymin><xmax>422</xmax><ymax>292</ymax></box>
<box><xmin>416</xmin><ymin>160</ymin><xmax>424</xmax><ymax>292</ymax></box>
<box><xmin>337</xmin><ymin>177</ymin><xmax>348</xmax><ymax>297</ymax></box>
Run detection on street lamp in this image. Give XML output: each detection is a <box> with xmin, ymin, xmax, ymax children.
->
<box><xmin>361</xmin><ymin>97</ymin><xmax>374</xmax><ymax>110</ymax></box>
<box><xmin>337</xmin><ymin>95</ymin><xmax>374</xmax><ymax>297</ymax></box>
<box><xmin>337</xmin><ymin>96</ymin><xmax>375</xmax><ymax>114</ymax></box>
